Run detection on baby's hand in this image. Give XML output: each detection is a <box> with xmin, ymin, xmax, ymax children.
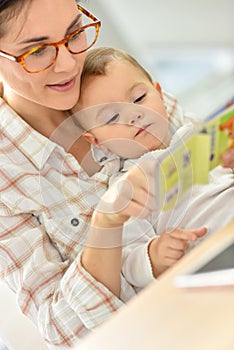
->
<box><xmin>148</xmin><ymin>227</ymin><xmax>207</xmax><ymax>278</ymax></box>
<box><xmin>222</xmin><ymin>148</ymin><xmax>234</xmax><ymax>168</ymax></box>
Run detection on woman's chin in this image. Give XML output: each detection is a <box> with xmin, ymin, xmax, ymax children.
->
<box><xmin>51</xmin><ymin>95</ymin><xmax>80</xmax><ymax>111</ymax></box>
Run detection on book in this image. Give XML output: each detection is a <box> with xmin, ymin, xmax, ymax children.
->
<box><xmin>174</xmin><ymin>241</ymin><xmax>234</xmax><ymax>288</ymax></box>
<box><xmin>155</xmin><ymin>102</ymin><xmax>234</xmax><ymax>211</ymax></box>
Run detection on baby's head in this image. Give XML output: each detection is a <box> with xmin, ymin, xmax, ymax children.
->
<box><xmin>72</xmin><ymin>47</ymin><xmax>170</xmax><ymax>158</ymax></box>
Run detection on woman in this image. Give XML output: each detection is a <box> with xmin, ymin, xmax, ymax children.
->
<box><xmin>0</xmin><ymin>0</ymin><xmax>156</xmax><ymax>348</ymax></box>
<box><xmin>1</xmin><ymin>1</ymin><xmax>233</xmax><ymax>349</ymax></box>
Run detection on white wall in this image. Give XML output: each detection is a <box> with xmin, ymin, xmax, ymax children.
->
<box><xmin>85</xmin><ymin>0</ymin><xmax>234</xmax><ymax>117</ymax></box>
<box><xmin>86</xmin><ymin>0</ymin><xmax>234</xmax><ymax>48</ymax></box>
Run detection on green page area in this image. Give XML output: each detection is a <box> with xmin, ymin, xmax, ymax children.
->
<box><xmin>155</xmin><ymin>105</ymin><xmax>234</xmax><ymax>212</ymax></box>
<box><xmin>156</xmin><ymin>133</ymin><xmax>210</xmax><ymax>211</ymax></box>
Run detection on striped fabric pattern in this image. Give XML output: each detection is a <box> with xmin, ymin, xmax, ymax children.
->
<box><xmin>0</xmin><ymin>91</ymin><xmax>180</xmax><ymax>349</ymax></box>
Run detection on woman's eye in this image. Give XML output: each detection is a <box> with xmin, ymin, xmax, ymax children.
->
<box><xmin>70</xmin><ymin>30</ymin><xmax>82</xmax><ymax>41</ymax></box>
<box><xmin>106</xmin><ymin>113</ymin><xmax>120</xmax><ymax>124</ymax></box>
<box><xmin>134</xmin><ymin>93</ymin><xmax>146</xmax><ymax>103</ymax></box>
<box><xmin>30</xmin><ymin>47</ymin><xmax>47</xmax><ymax>57</ymax></box>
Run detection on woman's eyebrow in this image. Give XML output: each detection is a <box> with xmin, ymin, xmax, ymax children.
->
<box><xmin>64</xmin><ymin>14</ymin><xmax>82</xmax><ymax>36</ymax></box>
<box><xmin>18</xmin><ymin>14</ymin><xmax>82</xmax><ymax>45</ymax></box>
<box><xmin>19</xmin><ymin>35</ymin><xmax>49</xmax><ymax>45</ymax></box>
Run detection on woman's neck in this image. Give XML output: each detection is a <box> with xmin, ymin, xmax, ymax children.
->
<box><xmin>3</xmin><ymin>91</ymin><xmax>67</xmax><ymax>138</ymax></box>
<box><xmin>2</xmin><ymin>90</ymin><xmax>100</xmax><ymax>176</ymax></box>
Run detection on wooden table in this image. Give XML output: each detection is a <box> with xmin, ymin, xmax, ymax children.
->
<box><xmin>76</xmin><ymin>219</ymin><xmax>234</xmax><ymax>350</ymax></box>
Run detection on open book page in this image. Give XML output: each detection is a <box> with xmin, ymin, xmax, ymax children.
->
<box><xmin>174</xmin><ymin>242</ymin><xmax>234</xmax><ymax>288</ymax></box>
<box><xmin>155</xmin><ymin>102</ymin><xmax>234</xmax><ymax>211</ymax></box>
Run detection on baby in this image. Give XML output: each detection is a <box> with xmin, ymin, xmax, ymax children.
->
<box><xmin>72</xmin><ymin>47</ymin><xmax>234</xmax><ymax>289</ymax></box>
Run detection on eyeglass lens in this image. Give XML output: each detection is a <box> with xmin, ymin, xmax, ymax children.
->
<box><xmin>24</xmin><ymin>26</ymin><xmax>97</xmax><ymax>72</ymax></box>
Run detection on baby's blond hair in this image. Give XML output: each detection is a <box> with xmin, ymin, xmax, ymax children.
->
<box><xmin>81</xmin><ymin>47</ymin><xmax>153</xmax><ymax>84</ymax></box>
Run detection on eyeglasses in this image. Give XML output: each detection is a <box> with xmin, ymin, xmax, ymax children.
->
<box><xmin>0</xmin><ymin>5</ymin><xmax>101</xmax><ymax>73</ymax></box>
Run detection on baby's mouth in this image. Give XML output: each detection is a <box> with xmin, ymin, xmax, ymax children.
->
<box><xmin>135</xmin><ymin>123</ymin><xmax>152</xmax><ymax>137</ymax></box>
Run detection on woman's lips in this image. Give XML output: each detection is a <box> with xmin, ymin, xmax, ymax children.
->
<box><xmin>47</xmin><ymin>77</ymin><xmax>76</xmax><ymax>92</ymax></box>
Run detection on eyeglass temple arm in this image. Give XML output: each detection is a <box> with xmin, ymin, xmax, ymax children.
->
<box><xmin>0</xmin><ymin>51</ymin><xmax>17</xmax><ymax>62</ymax></box>
<box><xmin>77</xmin><ymin>4</ymin><xmax>100</xmax><ymax>23</ymax></box>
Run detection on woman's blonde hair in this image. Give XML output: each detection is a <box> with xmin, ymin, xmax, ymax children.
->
<box><xmin>81</xmin><ymin>47</ymin><xmax>153</xmax><ymax>84</ymax></box>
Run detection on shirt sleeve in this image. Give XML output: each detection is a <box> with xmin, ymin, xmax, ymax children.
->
<box><xmin>0</xmin><ymin>210</ymin><xmax>136</xmax><ymax>349</ymax></box>
<box><xmin>121</xmin><ymin>217</ymin><xmax>156</xmax><ymax>289</ymax></box>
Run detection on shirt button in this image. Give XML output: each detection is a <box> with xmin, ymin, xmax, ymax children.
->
<box><xmin>71</xmin><ymin>218</ymin><xmax>79</xmax><ymax>226</ymax></box>
<box><xmin>100</xmin><ymin>156</ymin><xmax>108</xmax><ymax>162</ymax></box>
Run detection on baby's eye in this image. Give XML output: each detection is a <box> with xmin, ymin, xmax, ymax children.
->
<box><xmin>133</xmin><ymin>93</ymin><xmax>146</xmax><ymax>103</ymax></box>
<box><xmin>106</xmin><ymin>113</ymin><xmax>120</xmax><ymax>124</ymax></box>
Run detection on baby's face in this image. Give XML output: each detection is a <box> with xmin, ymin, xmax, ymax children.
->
<box><xmin>73</xmin><ymin>60</ymin><xmax>170</xmax><ymax>158</ymax></box>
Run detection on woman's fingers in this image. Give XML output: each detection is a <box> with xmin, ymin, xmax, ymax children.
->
<box><xmin>96</xmin><ymin>160</ymin><xmax>157</xmax><ymax>225</ymax></box>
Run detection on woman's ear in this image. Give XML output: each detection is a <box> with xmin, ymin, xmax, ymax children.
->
<box><xmin>83</xmin><ymin>132</ymin><xmax>110</xmax><ymax>154</ymax></box>
<box><xmin>154</xmin><ymin>81</ymin><xmax>163</xmax><ymax>98</ymax></box>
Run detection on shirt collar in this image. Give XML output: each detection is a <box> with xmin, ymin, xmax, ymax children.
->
<box><xmin>0</xmin><ymin>98</ymin><xmax>57</xmax><ymax>170</ymax></box>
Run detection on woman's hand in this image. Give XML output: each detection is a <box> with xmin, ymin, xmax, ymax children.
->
<box><xmin>222</xmin><ymin>148</ymin><xmax>234</xmax><ymax>168</ymax></box>
<box><xmin>92</xmin><ymin>159</ymin><xmax>157</xmax><ymax>229</ymax></box>
<box><xmin>148</xmin><ymin>227</ymin><xmax>207</xmax><ymax>278</ymax></box>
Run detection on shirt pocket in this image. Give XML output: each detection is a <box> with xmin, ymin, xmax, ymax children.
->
<box><xmin>40</xmin><ymin>210</ymin><xmax>91</xmax><ymax>260</ymax></box>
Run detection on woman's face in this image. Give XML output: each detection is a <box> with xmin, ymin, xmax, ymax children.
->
<box><xmin>0</xmin><ymin>0</ymin><xmax>86</xmax><ymax>111</ymax></box>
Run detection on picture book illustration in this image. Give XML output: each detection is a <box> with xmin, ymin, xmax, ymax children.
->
<box><xmin>155</xmin><ymin>103</ymin><xmax>234</xmax><ymax>211</ymax></box>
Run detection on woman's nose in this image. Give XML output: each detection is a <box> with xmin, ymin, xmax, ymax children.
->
<box><xmin>53</xmin><ymin>45</ymin><xmax>77</xmax><ymax>73</ymax></box>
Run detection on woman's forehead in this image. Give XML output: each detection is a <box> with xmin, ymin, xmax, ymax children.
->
<box><xmin>1</xmin><ymin>0</ymin><xmax>77</xmax><ymax>44</ymax></box>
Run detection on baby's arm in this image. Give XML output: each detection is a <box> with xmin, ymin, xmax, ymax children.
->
<box><xmin>121</xmin><ymin>219</ymin><xmax>157</xmax><ymax>289</ymax></box>
<box><xmin>148</xmin><ymin>227</ymin><xmax>207</xmax><ymax>278</ymax></box>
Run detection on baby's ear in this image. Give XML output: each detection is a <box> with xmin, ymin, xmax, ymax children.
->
<box><xmin>83</xmin><ymin>133</ymin><xmax>110</xmax><ymax>154</ymax></box>
<box><xmin>83</xmin><ymin>132</ymin><xmax>98</xmax><ymax>146</ymax></box>
<box><xmin>154</xmin><ymin>81</ymin><xmax>163</xmax><ymax>98</ymax></box>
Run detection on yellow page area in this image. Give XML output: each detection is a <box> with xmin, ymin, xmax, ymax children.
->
<box><xmin>156</xmin><ymin>105</ymin><xmax>234</xmax><ymax>212</ymax></box>
<box><xmin>156</xmin><ymin>133</ymin><xmax>210</xmax><ymax>211</ymax></box>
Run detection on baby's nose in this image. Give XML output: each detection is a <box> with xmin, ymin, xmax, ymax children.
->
<box><xmin>129</xmin><ymin>113</ymin><xmax>143</xmax><ymax>125</ymax></box>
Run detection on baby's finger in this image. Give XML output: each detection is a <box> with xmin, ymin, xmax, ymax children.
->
<box><xmin>163</xmin><ymin>252</ymin><xmax>184</xmax><ymax>266</ymax></box>
<box><xmin>222</xmin><ymin>148</ymin><xmax>234</xmax><ymax>168</ymax></box>
<box><xmin>167</xmin><ymin>237</ymin><xmax>189</xmax><ymax>251</ymax></box>
<box><xmin>165</xmin><ymin>247</ymin><xmax>185</xmax><ymax>260</ymax></box>
<box><xmin>169</xmin><ymin>227</ymin><xmax>207</xmax><ymax>241</ymax></box>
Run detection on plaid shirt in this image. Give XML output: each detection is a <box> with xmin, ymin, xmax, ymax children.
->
<box><xmin>0</xmin><ymin>91</ymin><xmax>182</xmax><ymax>349</ymax></box>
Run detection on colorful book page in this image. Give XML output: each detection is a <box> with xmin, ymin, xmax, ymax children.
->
<box><xmin>155</xmin><ymin>104</ymin><xmax>234</xmax><ymax>211</ymax></box>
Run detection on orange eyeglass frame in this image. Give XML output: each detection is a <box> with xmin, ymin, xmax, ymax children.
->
<box><xmin>0</xmin><ymin>4</ymin><xmax>101</xmax><ymax>73</ymax></box>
